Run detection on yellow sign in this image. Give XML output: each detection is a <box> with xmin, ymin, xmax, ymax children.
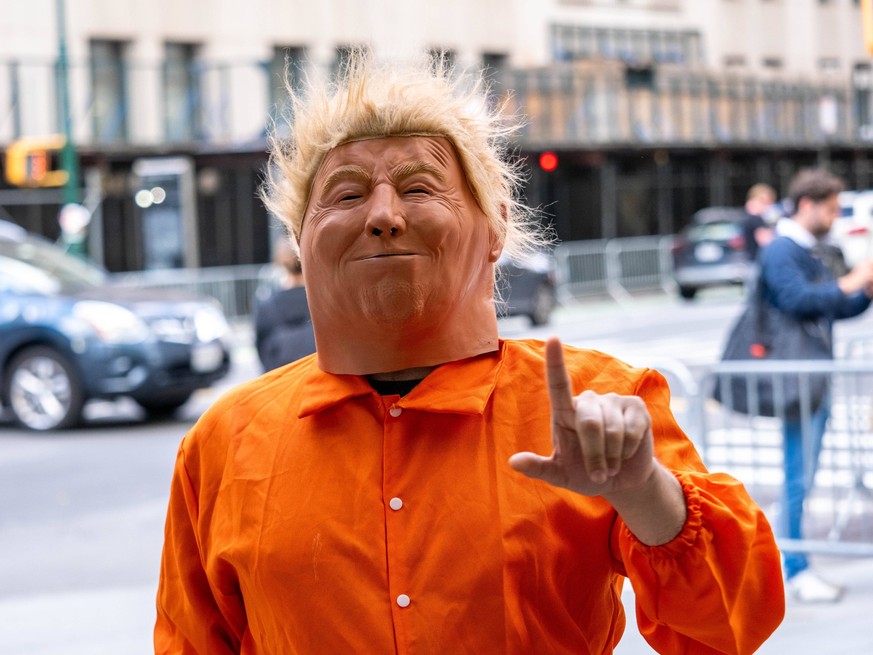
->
<box><xmin>863</xmin><ymin>0</ymin><xmax>873</xmax><ymax>56</ymax></box>
<box><xmin>4</xmin><ymin>135</ymin><xmax>69</xmax><ymax>187</ymax></box>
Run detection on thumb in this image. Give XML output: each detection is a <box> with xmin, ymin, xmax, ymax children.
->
<box><xmin>509</xmin><ymin>452</ymin><xmax>553</xmax><ymax>480</ymax></box>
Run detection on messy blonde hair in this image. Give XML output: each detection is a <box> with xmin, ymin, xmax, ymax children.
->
<box><xmin>261</xmin><ymin>49</ymin><xmax>547</xmax><ymax>262</ymax></box>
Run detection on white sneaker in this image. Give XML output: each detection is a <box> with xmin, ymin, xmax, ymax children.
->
<box><xmin>786</xmin><ymin>570</ymin><xmax>845</xmax><ymax>603</ymax></box>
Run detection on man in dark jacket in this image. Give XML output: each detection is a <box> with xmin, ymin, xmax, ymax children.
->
<box><xmin>760</xmin><ymin>168</ymin><xmax>873</xmax><ymax>602</ymax></box>
<box><xmin>741</xmin><ymin>182</ymin><xmax>777</xmax><ymax>262</ymax></box>
<box><xmin>254</xmin><ymin>238</ymin><xmax>317</xmax><ymax>371</ymax></box>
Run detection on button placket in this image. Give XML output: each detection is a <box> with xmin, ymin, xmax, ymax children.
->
<box><xmin>383</xmin><ymin>396</ymin><xmax>413</xmax><ymax>635</ymax></box>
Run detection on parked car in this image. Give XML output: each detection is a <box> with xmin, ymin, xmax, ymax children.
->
<box><xmin>0</xmin><ymin>221</ymin><xmax>232</xmax><ymax>430</ymax></box>
<box><xmin>831</xmin><ymin>190</ymin><xmax>873</xmax><ymax>269</ymax></box>
<box><xmin>671</xmin><ymin>206</ymin><xmax>753</xmax><ymax>300</ymax></box>
<box><xmin>495</xmin><ymin>251</ymin><xmax>557</xmax><ymax>325</ymax></box>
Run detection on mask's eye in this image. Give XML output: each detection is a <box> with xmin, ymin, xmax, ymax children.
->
<box><xmin>405</xmin><ymin>188</ymin><xmax>430</xmax><ymax>196</ymax></box>
<box><xmin>340</xmin><ymin>193</ymin><xmax>362</xmax><ymax>202</ymax></box>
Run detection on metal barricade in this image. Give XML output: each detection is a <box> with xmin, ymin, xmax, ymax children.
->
<box><xmin>112</xmin><ymin>264</ymin><xmax>264</xmax><ymax>321</ymax></box>
<box><xmin>554</xmin><ymin>236</ymin><xmax>674</xmax><ymax>304</ymax></box>
<box><xmin>844</xmin><ymin>336</ymin><xmax>873</xmax><ymax>360</ymax></box>
<box><xmin>553</xmin><ymin>239</ymin><xmax>610</xmax><ymax>301</ymax></box>
<box><xmin>697</xmin><ymin>359</ymin><xmax>873</xmax><ymax>557</ymax></box>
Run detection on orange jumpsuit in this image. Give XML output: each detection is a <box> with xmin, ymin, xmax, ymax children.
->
<box><xmin>155</xmin><ymin>339</ymin><xmax>785</xmax><ymax>654</ymax></box>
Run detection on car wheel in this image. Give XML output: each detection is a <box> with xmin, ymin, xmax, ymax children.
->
<box><xmin>4</xmin><ymin>346</ymin><xmax>84</xmax><ymax>431</ymax></box>
<box><xmin>135</xmin><ymin>393</ymin><xmax>192</xmax><ymax>417</ymax></box>
<box><xmin>678</xmin><ymin>286</ymin><xmax>698</xmax><ymax>300</ymax></box>
<box><xmin>528</xmin><ymin>283</ymin><xmax>556</xmax><ymax>326</ymax></box>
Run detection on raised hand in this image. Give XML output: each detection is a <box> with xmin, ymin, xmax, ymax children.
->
<box><xmin>509</xmin><ymin>338</ymin><xmax>687</xmax><ymax>544</ymax></box>
<box><xmin>508</xmin><ymin>337</ymin><xmax>657</xmax><ymax>496</ymax></box>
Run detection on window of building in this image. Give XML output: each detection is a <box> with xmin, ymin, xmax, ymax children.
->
<box><xmin>762</xmin><ymin>57</ymin><xmax>783</xmax><ymax>69</ymax></box>
<box><xmin>270</xmin><ymin>46</ymin><xmax>306</xmax><ymax>118</ymax></box>
<box><xmin>90</xmin><ymin>39</ymin><xmax>128</xmax><ymax>142</ymax></box>
<box><xmin>550</xmin><ymin>24</ymin><xmax>702</xmax><ymax>66</ymax></box>
<box><xmin>427</xmin><ymin>48</ymin><xmax>457</xmax><ymax>73</ymax></box>
<box><xmin>163</xmin><ymin>42</ymin><xmax>202</xmax><ymax>141</ymax></box>
<box><xmin>818</xmin><ymin>57</ymin><xmax>841</xmax><ymax>72</ymax></box>
<box><xmin>333</xmin><ymin>44</ymin><xmax>369</xmax><ymax>80</ymax></box>
<box><xmin>724</xmin><ymin>54</ymin><xmax>747</xmax><ymax>68</ymax></box>
<box><xmin>482</xmin><ymin>52</ymin><xmax>508</xmax><ymax>108</ymax></box>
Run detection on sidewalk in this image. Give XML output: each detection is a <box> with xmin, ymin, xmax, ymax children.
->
<box><xmin>618</xmin><ymin>556</ymin><xmax>873</xmax><ymax>654</ymax></box>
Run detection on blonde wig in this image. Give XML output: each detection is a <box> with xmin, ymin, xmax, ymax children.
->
<box><xmin>261</xmin><ymin>49</ymin><xmax>548</xmax><ymax>262</ymax></box>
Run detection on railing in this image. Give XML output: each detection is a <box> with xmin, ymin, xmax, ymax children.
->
<box><xmin>110</xmin><ymin>236</ymin><xmax>678</xmax><ymax>318</ymax></box>
<box><xmin>508</xmin><ymin>60</ymin><xmax>862</xmax><ymax>148</ymax></box>
<box><xmin>656</xmin><ymin>357</ymin><xmax>873</xmax><ymax>559</ymax></box>
<box><xmin>112</xmin><ymin>263</ymin><xmax>265</xmax><ymax>321</ymax></box>
<box><xmin>1</xmin><ymin>56</ymin><xmax>868</xmax><ymax>150</ymax></box>
<box><xmin>553</xmin><ymin>235</ymin><xmax>675</xmax><ymax>303</ymax></box>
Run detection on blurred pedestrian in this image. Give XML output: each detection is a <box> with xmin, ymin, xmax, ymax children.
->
<box><xmin>741</xmin><ymin>182</ymin><xmax>777</xmax><ymax>262</ymax></box>
<box><xmin>761</xmin><ymin>168</ymin><xmax>873</xmax><ymax>602</ymax></box>
<box><xmin>155</xmin><ymin>50</ymin><xmax>785</xmax><ymax>654</ymax></box>
<box><xmin>253</xmin><ymin>237</ymin><xmax>316</xmax><ymax>371</ymax></box>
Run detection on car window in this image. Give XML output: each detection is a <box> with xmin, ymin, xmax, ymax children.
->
<box><xmin>0</xmin><ymin>238</ymin><xmax>106</xmax><ymax>293</ymax></box>
<box><xmin>687</xmin><ymin>222</ymin><xmax>741</xmax><ymax>241</ymax></box>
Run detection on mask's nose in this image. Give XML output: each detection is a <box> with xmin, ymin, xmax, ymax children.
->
<box><xmin>365</xmin><ymin>185</ymin><xmax>407</xmax><ymax>237</ymax></box>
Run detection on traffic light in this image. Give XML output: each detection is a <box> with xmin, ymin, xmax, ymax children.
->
<box><xmin>4</xmin><ymin>135</ymin><xmax>69</xmax><ymax>187</ymax></box>
<box><xmin>863</xmin><ymin>0</ymin><xmax>873</xmax><ymax>56</ymax></box>
<box><xmin>539</xmin><ymin>151</ymin><xmax>559</xmax><ymax>172</ymax></box>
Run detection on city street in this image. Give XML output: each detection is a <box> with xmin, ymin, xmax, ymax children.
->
<box><xmin>2</xmin><ymin>289</ymin><xmax>872</xmax><ymax>654</ymax></box>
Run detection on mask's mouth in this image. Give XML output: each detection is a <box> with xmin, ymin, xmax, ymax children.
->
<box><xmin>362</xmin><ymin>251</ymin><xmax>417</xmax><ymax>260</ymax></box>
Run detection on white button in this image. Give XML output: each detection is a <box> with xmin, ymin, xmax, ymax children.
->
<box><xmin>389</xmin><ymin>497</ymin><xmax>403</xmax><ymax>511</ymax></box>
<box><xmin>396</xmin><ymin>594</ymin><xmax>411</xmax><ymax>608</ymax></box>
<box><xmin>389</xmin><ymin>407</ymin><xmax>402</xmax><ymax>417</ymax></box>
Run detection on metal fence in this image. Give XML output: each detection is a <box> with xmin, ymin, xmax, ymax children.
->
<box><xmin>552</xmin><ymin>235</ymin><xmax>675</xmax><ymax>303</ymax></box>
<box><xmin>2</xmin><ymin>55</ymin><xmax>869</xmax><ymax>150</ymax></box>
<box><xmin>112</xmin><ymin>263</ymin><xmax>266</xmax><ymax>321</ymax></box>
<box><xmin>508</xmin><ymin>60</ymin><xmax>862</xmax><ymax>148</ymax></box>
<box><xmin>657</xmin><ymin>357</ymin><xmax>873</xmax><ymax>559</ymax></box>
<box><xmin>110</xmin><ymin>236</ymin><xmax>677</xmax><ymax>319</ymax></box>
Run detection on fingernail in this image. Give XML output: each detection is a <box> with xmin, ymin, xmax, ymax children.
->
<box><xmin>591</xmin><ymin>471</ymin><xmax>607</xmax><ymax>484</ymax></box>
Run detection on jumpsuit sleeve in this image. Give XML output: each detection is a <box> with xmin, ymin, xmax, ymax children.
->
<box><xmin>612</xmin><ymin>369</ymin><xmax>785</xmax><ymax>654</ymax></box>
<box><xmin>154</xmin><ymin>439</ymin><xmax>246</xmax><ymax>654</ymax></box>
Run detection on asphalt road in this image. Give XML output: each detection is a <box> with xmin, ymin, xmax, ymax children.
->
<box><xmin>2</xmin><ymin>288</ymin><xmax>872</xmax><ymax>654</ymax></box>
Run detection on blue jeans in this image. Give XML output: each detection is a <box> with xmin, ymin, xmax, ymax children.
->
<box><xmin>780</xmin><ymin>402</ymin><xmax>830</xmax><ymax>580</ymax></box>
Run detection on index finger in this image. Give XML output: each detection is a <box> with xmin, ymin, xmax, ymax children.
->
<box><xmin>545</xmin><ymin>337</ymin><xmax>575</xmax><ymax>418</ymax></box>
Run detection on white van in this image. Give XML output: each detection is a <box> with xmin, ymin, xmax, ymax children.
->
<box><xmin>833</xmin><ymin>190</ymin><xmax>873</xmax><ymax>268</ymax></box>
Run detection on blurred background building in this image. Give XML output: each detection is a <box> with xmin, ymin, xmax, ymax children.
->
<box><xmin>1</xmin><ymin>0</ymin><xmax>872</xmax><ymax>270</ymax></box>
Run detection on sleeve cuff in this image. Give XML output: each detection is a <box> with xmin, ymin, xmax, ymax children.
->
<box><xmin>619</xmin><ymin>472</ymin><xmax>703</xmax><ymax>559</ymax></box>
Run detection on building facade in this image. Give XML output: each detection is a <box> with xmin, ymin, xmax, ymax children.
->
<box><xmin>1</xmin><ymin>0</ymin><xmax>871</xmax><ymax>269</ymax></box>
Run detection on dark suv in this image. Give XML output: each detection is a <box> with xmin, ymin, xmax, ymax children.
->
<box><xmin>495</xmin><ymin>251</ymin><xmax>557</xmax><ymax>326</ymax></box>
<box><xmin>671</xmin><ymin>207</ymin><xmax>753</xmax><ymax>300</ymax></box>
<box><xmin>0</xmin><ymin>221</ymin><xmax>232</xmax><ymax>430</ymax></box>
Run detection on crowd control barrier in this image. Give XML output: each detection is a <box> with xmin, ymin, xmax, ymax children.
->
<box><xmin>688</xmin><ymin>359</ymin><xmax>873</xmax><ymax>558</ymax></box>
<box><xmin>552</xmin><ymin>236</ymin><xmax>675</xmax><ymax>303</ymax></box>
<box><xmin>112</xmin><ymin>236</ymin><xmax>678</xmax><ymax>319</ymax></box>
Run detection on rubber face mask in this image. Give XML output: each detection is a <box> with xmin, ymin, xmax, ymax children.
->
<box><xmin>300</xmin><ymin>136</ymin><xmax>502</xmax><ymax>375</ymax></box>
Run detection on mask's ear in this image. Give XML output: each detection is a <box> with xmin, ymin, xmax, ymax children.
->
<box><xmin>488</xmin><ymin>204</ymin><xmax>508</xmax><ymax>263</ymax></box>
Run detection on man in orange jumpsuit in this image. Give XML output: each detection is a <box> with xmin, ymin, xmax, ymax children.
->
<box><xmin>155</xmin><ymin>51</ymin><xmax>785</xmax><ymax>654</ymax></box>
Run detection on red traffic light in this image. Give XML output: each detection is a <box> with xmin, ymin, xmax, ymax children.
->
<box><xmin>539</xmin><ymin>151</ymin><xmax>558</xmax><ymax>172</ymax></box>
